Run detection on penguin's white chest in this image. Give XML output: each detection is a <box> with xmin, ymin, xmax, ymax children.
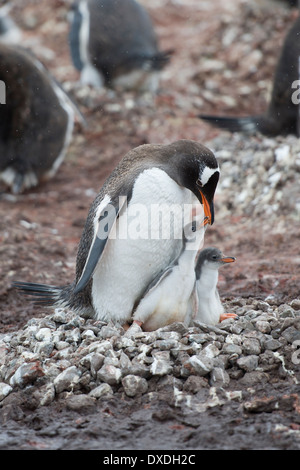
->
<box><xmin>134</xmin><ymin>263</ymin><xmax>196</xmax><ymax>331</ymax></box>
<box><xmin>91</xmin><ymin>168</ymin><xmax>199</xmax><ymax>323</ymax></box>
<box><xmin>195</xmin><ymin>268</ymin><xmax>223</xmax><ymax>325</ymax></box>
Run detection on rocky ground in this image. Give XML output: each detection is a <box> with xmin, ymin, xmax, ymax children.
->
<box><xmin>0</xmin><ymin>0</ymin><xmax>300</xmax><ymax>451</ymax></box>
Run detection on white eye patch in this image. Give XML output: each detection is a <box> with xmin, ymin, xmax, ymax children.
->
<box><xmin>200</xmin><ymin>166</ymin><xmax>219</xmax><ymax>186</ymax></box>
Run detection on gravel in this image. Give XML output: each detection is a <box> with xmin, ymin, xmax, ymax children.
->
<box><xmin>206</xmin><ymin>132</ymin><xmax>300</xmax><ymax>221</ymax></box>
<box><xmin>0</xmin><ymin>296</ymin><xmax>299</xmax><ymax>409</ymax></box>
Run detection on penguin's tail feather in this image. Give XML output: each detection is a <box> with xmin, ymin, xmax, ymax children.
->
<box><xmin>199</xmin><ymin>114</ymin><xmax>262</xmax><ymax>134</ymax></box>
<box><xmin>13</xmin><ymin>281</ymin><xmax>64</xmax><ymax>307</ymax></box>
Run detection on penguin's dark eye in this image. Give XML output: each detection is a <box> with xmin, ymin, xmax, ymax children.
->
<box><xmin>211</xmin><ymin>254</ymin><xmax>218</xmax><ymax>260</ymax></box>
<box><xmin>196</xmin><ymin>178</ymin><xmax>203</xmax><ymax>188</ymax></box>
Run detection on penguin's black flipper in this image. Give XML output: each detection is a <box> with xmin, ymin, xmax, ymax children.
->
<box><xmin>74</xmin><ymin>196</ymin><xmax>127</xmax><ymax>294</ymax></box>
<box><xmin>199</xmin><ymin>114</ymin><xmax>262</xmax><ymax>134</ymax></box>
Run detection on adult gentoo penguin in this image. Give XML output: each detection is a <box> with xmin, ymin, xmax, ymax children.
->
<box><xmin>0</xmin><ymin>43</ymin><xmax>76</xmax><ymax>193</ymax></box>
<box><xmin>14</xmin><ymin>140</ymin><xmax>220</xmax><ymax>326</ymax></box>
<box><xmin>193</xmin><ymin>247</ymin><xmax>237</xmax><ymax>326</ymax></box>
<box><xmin>199</xmin><ymin>16</ymin><xmax>300</xmax><ymax>137</ymax></box>
<box><xmin>132</xmin><ymin>218</ymin><xmax>209</xmax><ymax>331</ymax></box>
<box><xmin>68</xmin><ymin>0</ymin><xmax>171</xmax><ymax>92</ymax></box>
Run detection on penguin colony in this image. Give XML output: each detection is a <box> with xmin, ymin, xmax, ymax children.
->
<box><xmin>3</xmin><ymin>0</ymin><xmax>299</xmax><ymax>330</ymax></box>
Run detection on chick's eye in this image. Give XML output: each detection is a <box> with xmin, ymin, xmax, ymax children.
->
<box><xmin>196</xmin><ymin>178</ymin><xmax>203</xmax><ymax>188</ymax></box>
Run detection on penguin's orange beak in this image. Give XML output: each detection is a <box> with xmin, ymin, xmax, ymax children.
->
<box><xmin>221</xmin><ymin>257</ymin><xmax>235</xmax><ymax>263</ymax></box>
<box><xmin>202</xmin><ymin>216</ymin><xmax>209</xmax><ymax>227</ymax></box>
<box><xmin>199</xmin><ymin>190</ymin><xmax>214</xmax><ymax>225</ymax></box>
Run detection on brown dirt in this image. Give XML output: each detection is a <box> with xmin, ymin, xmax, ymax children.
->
<box><xmin>0</xmin><ymin>0</ymin><xmax>300</xmax><ymax>452</ymax></box>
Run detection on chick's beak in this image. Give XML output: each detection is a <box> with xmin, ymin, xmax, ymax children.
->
<box><xmin>221</xmin><ymin>257</ymin><xmax>236</xmax><ymax>263</ymax></box>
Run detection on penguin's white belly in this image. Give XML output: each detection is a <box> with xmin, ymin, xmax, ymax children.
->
<box><xmin>91</xmin><ymin>168</ymin><xmax>198</xmax><ymax>323</ymax></box>
<box><xmin>195</xmin><ymin>270</ymin><xmax>223</xmax><ymax>325</ymax></box>
<box><xmin>134</xmin><ymin>267</ymin><xmax>196</xmax><ymax>331</ymax></box>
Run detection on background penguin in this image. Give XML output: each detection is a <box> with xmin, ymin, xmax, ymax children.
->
<box><xmin>0</xmin><ymin>4</ymin><xmax>22</xmax><ymax>44</ymax></box>
<box><xmin>132</xmin><ymin>218</ymin><xmax>209</xmax><ymax>332</ymax></box>
<box><xmin>193</xmin><ymin>247</ymin><xmax>237</xmax><ymax>326</ymax></box>
<box><xmin>0</xmin><ymin>43</ymin><xmax>78</xmax><ymax>193</ymax></box>
<box><xmin>199</xmin><ymin>15</ymin><xmax>300</xmax><ymax>137</ymax></box>
<box><xmin>14</xmin><ymin>140</ymin><xmax>220</xmax><ymax>326</ymax></box>
<box><xmin>68</xmin><ymin>0</ymin><xmax>171</xmax><ymax>92</ymax></box>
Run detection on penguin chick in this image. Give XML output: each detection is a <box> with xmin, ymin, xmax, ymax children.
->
<box><xmin>0</xmin><ymin>43</ymin><xmax>77</xmax><ymax>194</ymax></box>
<box><xmin>199</xmin><ymin>16</ymin><xmax>300</xmax><ymax>136</ymax></box>
<box><xmin>132</xmin><ymin>218</ymin><xmax>209</xmax><ymax>331</ymax></box>
<box><xmin>13</xmin><ymin>140</ymin><xmax>219</xmax><ymax>325</ymax></box>
<box><xmin>193</xmin><ymin>247</ymin><xmax>237</xmax><ymax>325</ymax></box>
<box><xmin>68</xmin><ymin>0</ymin><xmax>171</xmax><ymax>92</ymax></box>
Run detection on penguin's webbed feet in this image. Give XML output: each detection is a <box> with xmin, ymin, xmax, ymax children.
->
<box><xmin>219</xmin><ymin>313</ymin><xmax>238</xmax><ymax>322</ymax></box>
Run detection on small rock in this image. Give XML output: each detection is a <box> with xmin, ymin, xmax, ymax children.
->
<box><xmin>222</xmin><ymin>343</ymin><xmax>242</xmax><ymax>355</ymax></box>
<box><xmin>66</xmin><ymin>394</ymin><xmax>96</xmax><ymax>412</ymax></box>
<box><xmin>55</xmin><ymin>341</ymin><xmax>70</xmax><ymax>351</ymax></box>
<box><xmin>90</xmin><ymin>353</ymin><xmax>105</xmax><ymax>377</ymax></box>
<box><xmin>255</xmin><ymin>320</ymin><xmax>271</xmax><ymax>334</ymax></box>
<box><xmin>263</xmin><ymin>338</ymin><xmax>282</xmax><ymax>351</ymax></box>
<box><xmin>182</xmin><ymin>375</ymin><xmax>208</xmax><ymax>393</ymax></box>
<box><xmin>201</xmin><ymin>343</ymin><xmax>221</xmax><ymax>358</ymax></box>
<box><xmin>150</xmin><ymin>357</ymin><xmax>173</xmax><ymax>376</ymax></box>
<box><xmin>239</xmin><ymin>371</ymin><xmax>269</xmax><ymax>386</ymax></box>
<box><xmin>242</xmin><ymin>337</ymin><xmax>261</xmax><ymax>355</ymax></box>
<box><xmin>35</xmin><ymin>328</ymin><xmax>52</xmax><ymax>342</ymax></box>
<box><xmin>10</xmin><ymin>362</ymin><xmax>44</xmax><ymax>388</ymax></box>
<box><xmin>237</xmin><ymin>355</ymin><xmax>259</xmax><ymax>372</ymax></box>
<box><xmin>290</xmin><ymin>299</ymin><xmax>300</xmax><ymax>311</ymax></box>
<box><xmin>0</xmin><ymin>382</ymin><xmax>12</xmax><ymax>401</ymax></box>
<box><xmin>53</xmin><ymin>366</ymin><xmax>81</xmax><ymax>393</ymax></box>
<box><xmin>210</xmin><ymin>367</ymin><xmax>230</xmax><ymax>388</ymax></box>
<box><xmin>281</xmin><ymin>326</ymin><xmax>300</xmax><ymax>344</ymax></box>
<box><xmin>51</xmin><ymin>309</ymin><xmax>68</xmax><ymax>324</ymax></box>
<box><xmin>89</xmin><ymin>383</ymin><xmax>113</xmax><ymax>399</ymax></box>
<box><xmin>121</xmin><ymin>375</ymin><xmax>148</xmax><ymax>397</ymax></box>
<box><xmin>33</xmin><ymin>384</ymin><xmax>55</xmax><ymax>406</ymax></box>
<box><xmin>182</xmin><ymin>355</ymin><xmax>214</xmax><ymax>377</ymax></box>
<box><xmin>81</xmin><ymin>329</ymin><xmax>96</xmax><ymax>340</ymax></box>
<box><xmin>244</xmin><ymin>396</ymin><xmax>277</xmax><ymax>413</ymax></box>
<box><xmin>99</xmin><ymin>325</ymin><xmax>120</xmax><ymax>339</ymax></box>
<box><xmin>97</xmin><ymin>364</ymin><xmax>122</xmax><ymax>385</ymax></box>
<box><xmin>34</xmin><ymin>341</ymin><xmax>54</xmax><ymax>357</ymax></box>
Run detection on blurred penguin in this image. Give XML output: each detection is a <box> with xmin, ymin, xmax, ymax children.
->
<box><xmin>68</xmin><ymin>0</ymin><xmax>171</xmax><ymax>92</ymax></box>
<box><xmin>0</xmin><ymin>43</ymin><xmax>78</xmax><ymax>194</ymax></box>
<box><xmin>0</xmin><ymin>4</ymin><xmax>22</xmax><ymax>44</ymax></box>
<box><xmin>199</xmin><ymin>15</ymin><xmax>300</xmax><ymax>137</ymax></box>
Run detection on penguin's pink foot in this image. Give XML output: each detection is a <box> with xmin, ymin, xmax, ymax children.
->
<box><xmin>219</xmin><ymin>313</ymin><xmax>238</xmax><ymax>322</ymax></box>
<box><xmin>123</xmin><ymin>320</ymin><xmax>143</xmax><ymax>331</ymax></box>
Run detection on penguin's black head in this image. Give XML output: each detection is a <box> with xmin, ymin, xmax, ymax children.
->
<box><xmin>167</xmin><ymin>140</ymin><xmax>219</xmax><ymax>225</ymax></box>
<box><xmin>195</xmin><ymin>247</ymin><xmax>235</xmax><ymax>279</ymax></box>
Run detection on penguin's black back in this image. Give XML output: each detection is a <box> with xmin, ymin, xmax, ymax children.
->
<box><xmin>0</xmin><ymin>44</ymin><xmax>70</xmax><ymax>179</ymax></box>
<box><xmin>70</xmin><ymin>0</ymin><xmax>169</xmax><ymax>85</ymax></box>
<box><xmin>265</xmin><ymin>15</ymin><xmax>300</xmax><ymax>135</ymax></box>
